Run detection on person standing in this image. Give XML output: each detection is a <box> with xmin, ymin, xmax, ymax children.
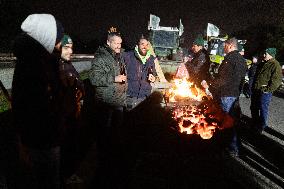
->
<box><xmin>57</xmin><ymin>34</ymin><xmax>85</xmax><ymax>184</ymax></box>
<box><xmin>246</xmin><ymin>55</ymin><xmax>260</xmax><ymax>98</ymax></box>
<box><xmin>251</xmin><ymin>48</ymin><xmax>282</xmax><ymax>134</ymax></box>
<box><xmin>124</xmin><ymin>35</ymin><xmax>157</xmax><ymax>99</ymax></box>
<box><xmin>12</xmin><ymin>14</ymin><xmax>64</xmax><ymax>189</ymax></box>
<box><xmin>186</xmin><ymin>36</ymin><xmax>211</xmax><ymax>86</ymax></box>
<box><xmin>202</xmin><ymin>37</ymin><xmax>247</xmax><ymax>156</ymax></box>
<box><xmin>88</xmin><ymin>28</ymin><xmax>127</xmax><ymax>188</ymax></box>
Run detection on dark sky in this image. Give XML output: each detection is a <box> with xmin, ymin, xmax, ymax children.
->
<box><xmin>0</xmin><ymin>0</ymin><xmax>283</xmax><ymax>52</ymax></box>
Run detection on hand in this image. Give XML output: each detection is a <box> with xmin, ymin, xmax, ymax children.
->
<box><xmin>201</xmin><ymin>80</ymin><xmax>209</xmax><ymax>89</ymax></box>
<box><xmin>115</xmin><ymin>74</ymin><xmax>127</xmax><ymax>83</ymax></box>
<box><xmin>148</xmin><ymin>74</ymin><xmax>156</xmax><ymax>83</ymax></box>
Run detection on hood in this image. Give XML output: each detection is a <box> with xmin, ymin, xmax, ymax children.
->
<box><xmin>21</xmin><ymin>14</ymin><xmax>57</xmax><ymax>53</ymax></box>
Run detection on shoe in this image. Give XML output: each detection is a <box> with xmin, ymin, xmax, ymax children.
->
<box><xmin>224</xmin><ymin>148</ymin><xmax>239</xmax><ymax>157</ymax></box>
<box><xmin>257</xmin><ymin>129</ymin><xmax>264</xmax><ymax>135</ymax></box>
<box><xmin>65</xmin><ymin>174</ymin><xmax>83</xmax><ymax>184</ymax></box>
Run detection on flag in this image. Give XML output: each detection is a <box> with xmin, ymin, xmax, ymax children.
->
<box><xmin>207</xmin><ymin>23</ymin><xmax>219</xmax><ymax>37</ymax></box>
<box><xmin>148</xmin><ymin>14</ymin><xmax>160</xmax><ymax>30</ymax></box>
<box><xmin>179</xmin><ymin>19</ymin><xmax>184</xmax><ymax>36</ymax></box>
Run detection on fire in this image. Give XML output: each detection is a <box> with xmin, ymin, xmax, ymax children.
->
<box><xmin>166</xmin><ymin>78</ymin><xmax>205</xmax><ymax>102</ymax></box>
<box><xmin>173</xmin><ymin>104</ymin><xmax>218</xmax><ymax>139</ymax></box>
<box><xmin>164</xmin><ymin>77</ymin><xmax>222</xmax><ymax>139</ymax></box>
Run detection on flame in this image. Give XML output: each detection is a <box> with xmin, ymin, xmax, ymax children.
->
<box><xmin>173</xmin><ymin>105</ymin><xmax>217</xmax><ymax>139</ymax></box>
<box><xmin>165</xmin><ymin>77</ymin><xmax>224</xmax><ymax>139</ymax></box>
<box><xmin>166</xmin><ymin>78</ymin><xmax>204</xmax><ymax>102</ymax></box>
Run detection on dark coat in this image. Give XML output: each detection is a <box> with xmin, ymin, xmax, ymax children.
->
<box><xmin>186</xmin><ymin>49</ymin><xmax>211</xmax><ymax>85</ymax></box>
<box><xmin>88</xmin><ymin>45</ymin><xmax>127</xmax><ymax>107</ymax></box>
<box><xmin>210</xmin><ymin>50</ymin><xmax>247</xmax><ymax>98</ymax></box>
<box><xmin>124</xmin><ymin>50</ymin><xmax>157</xmax><ymax>98</ymax></box>
<box><xmin>12</xmin><ymin>33</ymin><xmax>63</xmax><ymax>149</ymax></box>
<box><xmin>58</xmin><ymin>59</ymin><xmax>84</xmax><ymax>127</ymax></box>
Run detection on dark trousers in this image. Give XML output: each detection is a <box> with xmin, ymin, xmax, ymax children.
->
<box><xmin>250</xmin><ymin>90</ymin><xmax>272</xmax><ymax>130</ymax></box>
<box><xmin>16</xmin><ymin>146</ymin><xmax>61</xmax><ymax>189</ymax></box>
<box><xmin>94</xmin><ymin>102</ymin><xmax>127</xmax><ymax>188</ymax></box>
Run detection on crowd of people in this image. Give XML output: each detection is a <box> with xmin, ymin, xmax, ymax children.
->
<box><xmin>3</xmin><ymin>13</ymin><xmax>283</xmax><ymax>188</ymax></box>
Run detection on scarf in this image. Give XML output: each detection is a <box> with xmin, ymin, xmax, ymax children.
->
<box><xmin>135</xmin><ymin>45</ymin><xmax>151</xmax><ymax>64</ymax></box>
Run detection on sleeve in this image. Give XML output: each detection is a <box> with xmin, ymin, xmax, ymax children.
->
<box><xmin>266</xmin><ymin>63</ymin><xmax>282</xmax><ymax>93</ymax></box>
<box><xmin>210</xmin><ymin>60</ymin><xmax>230</xmax><ymax>90</ymax></box>
<box><xmin>154</xmin><ymin>58</ymin><xmax>168</xmax><ymax>82</ymax></box>
<box><xmin>88</xmin><ymin>56</ymin><xmax>114</xmax><ymax>87</ymax></box>
<box><xmin>192</xmin><ymin>53</ymin><xmax>206</xmax><ymax>74</ymax></box>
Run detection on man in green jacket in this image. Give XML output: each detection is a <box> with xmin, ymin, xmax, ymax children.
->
<box><xmin>251</xmin><ymin>48</ymin><xmax>282</xmax><ymax>134</ymax></box>
<box><xmin>88</xmin><ymin>28</ymin><xmax>127</xmax><ymax>188</ymax></box>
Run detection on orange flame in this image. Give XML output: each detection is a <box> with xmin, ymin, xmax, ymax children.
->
<box><xmin>173</xmin><ymin>105</ymin><xmax>217</xmax><ymax>139</ymax></box>
<box><xmin>167</xmin><ymin>78</ymin><xmax>204</xmax><ymax>102</ymax></box>
<box><xmin>166</xmin><ymin>77</ymin><xmax>220</xmax><ymax>139</ymax></box>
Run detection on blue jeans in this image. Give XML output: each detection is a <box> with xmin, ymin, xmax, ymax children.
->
<box><xmin>220</xmin><ymin>97</ymin><xmax>239</xmax><ymax>153</ymax></box>
<box><xmin>251</xmin><ymin>91</ymin><xmax>272</xmax><ymax>130</ymax></box>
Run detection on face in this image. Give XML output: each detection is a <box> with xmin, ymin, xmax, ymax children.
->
<box><xmin>191</xmin><ymin>44</ymin><xmax>202</xmax><ymax>53</ymax></box>
<box><xmin>107</xmin><ymin>36</ymin><xmax>122</xmax><ymax>54</ymax></box>
<box><xmin>224</xmin><ymin>42</ymin><xmax>233</xmax><ymax>54</ymax></box>
<box><xmin>264</xmin><ymin>52</ymin><xmax>272</xmax><ymax>61</ymax></box>
<box><xmin>61</xmin><ymin>43</ymin><xmax>73</xmax><ymax>61</ymax></box>
<box><xmin>138</xmin><ymin>39</ymin><xmax>149</xmax><ymax>56</ymax></box>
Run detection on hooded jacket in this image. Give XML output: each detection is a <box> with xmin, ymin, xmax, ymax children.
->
<box><xmin>12</xmin><ymin>14</ymin><xmax>62</xmax><ymax>149</ymax></box>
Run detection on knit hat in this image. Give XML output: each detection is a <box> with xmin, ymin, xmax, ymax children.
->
<box><xmin>56</xmin><ymin>19</ymin><xmax>64</xmax><ymax>44</ymax></box>
<box><xmin>193</xmin><ymin>37</ymin><xmax>204</xmax><ymax>46</ymax></box>
<box><xmin>265</xmin><ymin>48</ymin><xmax>277</xmax><ymax>58</ymax></box>
<box><xmin>238</xmin><ymin>44</ymin><xmax>244</xmax><ymax>52</ymax></box>
<box><xmin>61</xmin><ymin>35</ymin><xmax>73</xmax><ymax>47</ymax></box>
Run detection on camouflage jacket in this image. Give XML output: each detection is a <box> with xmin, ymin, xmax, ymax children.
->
<box><xmin>89</xmin><ymin>45</ymin><xmax>126</xmax><ymax>107</ymax></box>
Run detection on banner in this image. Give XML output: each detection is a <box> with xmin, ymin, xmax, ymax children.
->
<box><xmin>207</xmin><ymin>23</ymin><xmax>219</xmax><ymax>37</ymax></box>
<box><xmin>148</xmin><ymin>14</ymin><xmax>160</xmax><ymax>30</ymax></box>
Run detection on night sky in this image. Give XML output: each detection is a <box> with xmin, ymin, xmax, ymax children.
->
<box><xmin>0</xmin><ymin>0</ymin><xmax>283</xmax><ymax>52</ymax></box>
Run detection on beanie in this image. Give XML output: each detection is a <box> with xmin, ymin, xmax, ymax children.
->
<box><xmin>193</xmin><ymin>37</ymin><xmax>204</xmax><ymax>46</ymax></box>
<box><xmin>238</xmin><ymin>44</ymin><xmax>244</xmax><ymax>52</ymax></box>
<box><xmin>55</xmin><ymin>19</ymin><xmax>64</xmax><ymax>44</ymax></box>
<box><xmin>61</xmin><ymin>35</ymin><xmax>73</xmax><ymax>47</ymax></box>
<box><xmin>265</xmin><ymin>48</ymin><xmax>277</xmax><ymax>58</ymax></box>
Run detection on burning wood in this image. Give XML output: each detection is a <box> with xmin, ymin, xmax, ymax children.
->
<box><xmin>164</xmin><ymin>77</ymin><xmax>234</xmax><ymax>139</ymax></box>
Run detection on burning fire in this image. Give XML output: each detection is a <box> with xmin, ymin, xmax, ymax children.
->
<box><xmin>165</xmin><ymin>77</ymin><xmax>224</xmax><ymax>139</ymax></box>
<box><xmin>173</xmin><ymin>105</ymin><xmax>218</xmax><ymax>139</ymax></box>
<box><xmin>166</xmin><ymin>78</ymin><xmax>205</xmax><ymax>102</ymax></box>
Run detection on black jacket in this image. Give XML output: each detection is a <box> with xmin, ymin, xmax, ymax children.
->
<box><xmin>186</xmin><ymin>49</ymin><xmax>210</xmax><ymax>85</ymax></box>
<box><xmin>210</xmin><ymin>50</ymin><xmax>247</xmax><ymax>98</ymax></box>
<box><xmin>12</xmin><ymin>33</ymin><xmax>63</xmax><ymax>149</ymax></box>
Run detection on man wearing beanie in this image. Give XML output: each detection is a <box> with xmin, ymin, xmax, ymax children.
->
<box><xmin>58</xmin><ymin>34</ymin><xmax>84</xmax><ymax>184</ymax></box>
<box><xmin>186</xmin><ymin>36</ymin><xmax>211</xmax><ymax>86</ymax></box>
<box><xmin>251</xmin><ymin>48</ymin><xmax>282</xmax><ymax>134</ymax></box>
<box><xmin>12</xmin><ymin>14</ymin><xmax>64</xmax><ymax>189</ymax></box>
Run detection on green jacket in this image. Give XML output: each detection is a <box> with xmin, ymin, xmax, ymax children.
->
<box><xmin>253</xmin><ymin>58</ymin><xmax>282</xmax><ymax>93</ymax></box>
<box><xmin>89</xmin><ymin>45</ymin><xmax>127</xmax><ymax>107</ymax></box>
